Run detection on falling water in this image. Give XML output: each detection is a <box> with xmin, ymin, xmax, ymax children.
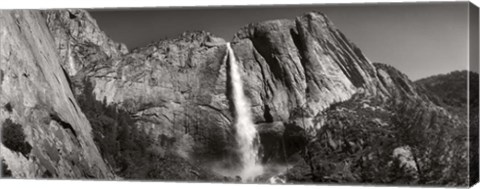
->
<box><xmin>226</xmin><ymin>43</ymin><xmax>263</xmax><ymax>182</ymax></box>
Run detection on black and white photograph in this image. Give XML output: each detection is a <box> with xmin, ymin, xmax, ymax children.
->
<box><xmin>0</xmin><ymin>1</ymin><xmax>479</xmax><ymax>187</ymax></box>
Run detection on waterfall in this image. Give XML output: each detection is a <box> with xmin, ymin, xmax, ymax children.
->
<box><xmin>226</xmin><ymin>43</ymin><xmax>263</xmax><ymax>182</ymax></box>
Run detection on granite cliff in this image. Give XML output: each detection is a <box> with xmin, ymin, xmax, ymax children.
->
<box><xmin>0</xmin><ymin>10</ymin><xmax>113</xmax><ymax>179</ymax></box>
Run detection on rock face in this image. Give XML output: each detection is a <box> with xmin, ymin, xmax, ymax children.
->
<box><xmin>44</xmin><ymin>9</ymin><xmax>128</xmax><ymax>77</ymax></box>
<box><xmin>41</xmin><ymin>10</ymin><xmax>395</xmax><ymax>166</ymax></box>
<box><xmin>91</xmin><ymin>31</ymin><xmax>234</xmax><ymax>161</ymax></box>
<box><xmin>0</xmin><ymin>10</ymin><xmax>113</xmax><ymax>178</ymax></box>
<box><xmin>373</xmin><ymin>62</ymin><xmax>423</xmax><ymax>99</ymax></box>
<box><xmin>231</xmin><ymin>12</ymin><xmax>390</xmax><ymax>132</ymax></box>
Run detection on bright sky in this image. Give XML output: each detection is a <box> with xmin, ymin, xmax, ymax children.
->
<box><xmin>90</xmin><ymin>2</ymin><xmax>473</xmax><ymax>80</ymax></box>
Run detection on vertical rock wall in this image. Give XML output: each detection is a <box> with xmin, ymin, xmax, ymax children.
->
<box><xmin>0</xmin><ymin>10</ymin><xmax>113</xmax><ymax>179</ymax></box>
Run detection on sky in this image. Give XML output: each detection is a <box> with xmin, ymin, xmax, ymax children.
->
<box><xmin>89</xmin><ymin>2</ymin><xmax>473</xmax><ymax>80</ymax></box>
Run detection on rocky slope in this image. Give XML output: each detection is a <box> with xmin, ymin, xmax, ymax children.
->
<box><xmin>0</xmin><ymin>10</ymin><xmax>113</xmax><ymax>179</ymax></box>
<box><xmin>284</xmin><ymin>66</ymin><xmax>470</xmax><ymax>185</ymax></box>
<box><xmin>0</xmin><ymin>9</ymin><xmax>472</xmax><ymax>186</ymax></box>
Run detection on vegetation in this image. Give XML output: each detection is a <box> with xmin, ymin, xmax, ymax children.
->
<box><xmin>4</xmin><ymin>102</ymin><xmax>12</xmax><ymax>112</ymax></box>
<box><xmin>415</xmin><ymin>71</ymin><xmax>477</xmax><ymax>117</ymax></box>
<box><xmin>390</xmin><ymin>99</ymin><xmax>467</xmax><ymax>185</ymax></box>
<box><xmin>287</xmin><ymin>96</ymin><xmax>468</xmax><ymax>186</ymax></box>
<box><xmin>287</xmin><ymin>71</ymin><xmax>476</xmax><ymax>186</ymax></box>
<box><xmin>1</xmin><ymin>118</ymin><xmax>32</xmax><ymax>157</ymax></box>
<box><xmin>1</xmin><ymin>159</ymin><xmax>12</xmax><ymax>177</ymax></box>
<box><xmin>416</xmin><ymin>71</ymin><xmax>479</xmax><ymax>185</ymax></box>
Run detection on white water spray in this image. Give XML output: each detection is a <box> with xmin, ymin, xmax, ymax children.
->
<box><xmin>226</xmin><ymin>43</ymin><xmax>263</xmax><ymax>182</ymax></box>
